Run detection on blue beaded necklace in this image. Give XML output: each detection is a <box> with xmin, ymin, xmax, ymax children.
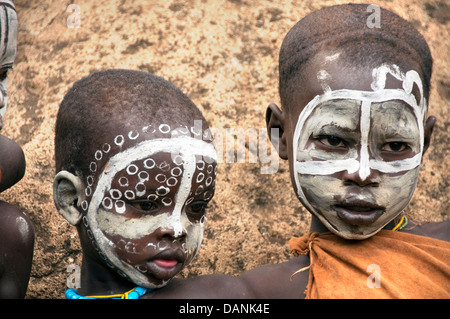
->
<box><xmin>65</xmin><ymin>286</ymin><xmax>151</xmax><ymax>299</ymax></box>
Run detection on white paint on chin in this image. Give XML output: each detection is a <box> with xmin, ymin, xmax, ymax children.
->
<box><xmin>293</xmin><ymin>65</ymin><xmax>427</xmax><ymax>238</ymax></box>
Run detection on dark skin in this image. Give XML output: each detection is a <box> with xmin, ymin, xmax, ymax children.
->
<box><xmin>0</xmin><ymin>135</ymin><xmax>34</xmax><ymax>298</ymax></box>
<box><xmin>0</xmin><ymin>134</ymin><xmax>26</xmax><ymax>192</ymax></box>
<box><xmin>266</xmin><ymin>53</ymin><xmax>447</xmax><ymax>242</ymax></box>
<box><xmin>0</xmin><ymin>202</ymin><xmax>34</xmax><ymax>299</ymax></box>
<box><xmin>55</xmin><ymin>118</ymin><xmax>217</xmax><ymax>297</ymax></box>
<box><xmin>146</xmin><ymin>55</ymin><xmax>448</xmax><ymax>299</ymax></box>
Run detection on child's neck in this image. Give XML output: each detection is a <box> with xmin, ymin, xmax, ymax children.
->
<box><xmin>77</xmin><ymin>253</ymin><xmax>136</xmax><ymax>297</ymax></box>
<box><xmin>309</xmin><ymin>215</ymin><xmax>404</xmax><ymax>234</ymax></box>
<box><xmin>309</xmin><ymin>215</ymin><xmax>330</xmax><ymax>233</ymax></box>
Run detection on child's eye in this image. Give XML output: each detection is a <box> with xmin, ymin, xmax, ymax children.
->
<box><xmin>0</xmin><ymin>68</ymin><xmax>8</xmax><ymax>81</ymax></box>
<box><xmin>129</xmin><ymin>201</ymin><xmax>158</xmax><ymax>212</ymax></box>
<box><xmin>317</xmin><ymin>135</ymin><xmax>346</xmax><ymax>148</ymax></box>
<box><xmin>381</xmin><ymin>142</ymin><xmax>410</xmax><ymax>152</ymax></box>
<box><xmin>186</xmin><ymin>202</ymin><xmax>209</xmax><ymax>215</ymax></box>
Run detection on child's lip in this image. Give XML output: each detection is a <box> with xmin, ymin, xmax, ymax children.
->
<box><xmin>153</xmin><ymin>259</ymin><xmax>179</xmax><ymax>268</ymax></box>
<box><xmin>151</xmin><ymin>248</ymin><xmax>185</xmax><ymax>266</ymax></box>
<box><xmin>141</xmin><ymin>249</ymin><xmax>186</xmax><ymax>280</ymax></box>
<box><xmin>334</xmin><ymin>202</ymin><xmax>385</xmax><ymax>226</ymax></box>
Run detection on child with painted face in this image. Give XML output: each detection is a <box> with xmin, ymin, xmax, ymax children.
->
<box><xmin>0</xmin><ymin>0</ymin><xmax>35</xmax><ymax>299</ymax></box>
<box><xmin>148</xmin><ymin>3</ymin><xmax>449</xmax><ymax>299</ymax></box>
<box><xmin>53</xmin><ymin>69</ymin><xmax>217</xmax><ymax>299</ymax></box>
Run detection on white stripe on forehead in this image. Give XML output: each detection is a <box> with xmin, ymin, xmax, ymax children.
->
<box><xmin>293</xmin><ymin>67</ymin><xmax>426</xmax><ymax>209</ymax></box>
<box><xmin>359</xmin><ymin>100</ymin><xmax>371</xmax><ymax>180</ymax></box>
<box><xmin>82</xmin><ymin>136</ymin><xmax>216</xmax><ymax>287</ymax></box>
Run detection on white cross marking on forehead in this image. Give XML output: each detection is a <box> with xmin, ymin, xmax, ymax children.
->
<box><xmin>294</xmin><ymin>67</ymin><xmax>425</xmax><ymax>171</ymax></box>
<box><xmin>293</xmin><ymin>66</ymin><xmax>426</xmax><ymax>208</ymax></box>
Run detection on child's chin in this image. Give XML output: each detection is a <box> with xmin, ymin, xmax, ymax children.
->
<box><xmin>330</xmin><ymin>225</ymin><xmax>383</xmax><ymax>240</ymax></box>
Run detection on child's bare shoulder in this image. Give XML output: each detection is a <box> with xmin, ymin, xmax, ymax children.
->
<box><xmin>0</xmin><ymin>201</ymin><xmax>34</xmax><ymax>246</ymax></box>
<box><xmin>404</xmin><ymin>219</ymin><xmax>450</xmax><ymax>242</ymax></box>
<box><xmin>238</xmin><ymin>254</ymin><xmax>310</xmax><ymax>298</ymax></box>
<box><xmin>146</xmin><ymin>254</ymin><xmax>310</xmax><ymax>299</ymax></box>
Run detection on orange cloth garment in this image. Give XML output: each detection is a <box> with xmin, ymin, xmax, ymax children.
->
<box><xmin>289</xmin><ymin>230</ymin><xmax>450</xmax><ymax>299</ymax></box>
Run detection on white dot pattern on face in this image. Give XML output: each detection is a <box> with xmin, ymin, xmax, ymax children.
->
<box><xmin>82</xmin><ymin>123</ymin><xmax>218</xmax><ymax>262</ymax></box>
<box><xmin>82</xmin><ymin>129</ymin><xmax>218</xmax><ymax>284</ymax></box>
<box><xmin>84</xmin><ymin>125</ymin><xmax>177</xmax><ymax>211</ymax></box>
<box><xmin>97</xmin><ymin>153</ymin><xmax>217</xmax><ymax>215</ymax></box>
<box><xmin>186</xmin><ymin>156</ymin><xmax>217</xmax><ymax>203</ymax></box>
<box><xmin>119</xmin><ymin>177</ymin><xmax>129</xmax><ymax>187</ymax></box>
<box><xmin>98</xmin><ymin>155</ymin><xmax>184</xmax><ymax>214</ymax></box>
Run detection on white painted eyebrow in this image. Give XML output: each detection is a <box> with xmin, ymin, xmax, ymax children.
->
<box><xmin>86</xmin><ymin>136</ymin><xmax>217</xmax><ymax>238</ymax></box>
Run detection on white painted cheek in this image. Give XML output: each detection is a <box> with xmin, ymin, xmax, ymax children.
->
<box><xmin>295</xmin><ymin>159</ymin><xmax>360</xmax><ymax>176</ymax></box>
<box><xmin>373</xmin><ymin>168</ymin><xmax>419</xmax><ymax>214</ymax></box>
<box><xmin>296</xmin><ymin>174</ymin><xmax>345</xmax><ymax>231</ymax></box>
<box><xmin>184</xmin><ymin>218</ymin><xmax>204</xmax><ymax>264</ymax></box>
<box><xmin>298</xmin><ymin>174</ymin><xmax>343</xmax><ymax>207</ymax></box>
<box><xmin>96</xmin><ymin>208</ymin><xmax>166</xmax><ymax>239</ymax></box>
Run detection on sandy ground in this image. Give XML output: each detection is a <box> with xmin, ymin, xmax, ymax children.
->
<box><xmin>0</xmin><ymin>0</ymin><xmax>448</xmax><ymax>298</ymax></box>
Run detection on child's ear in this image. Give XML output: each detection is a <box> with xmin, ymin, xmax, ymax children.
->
<box><xmin>266</xmin><ymin>103</ymin><xmax>288</xmax><ymax>160</ymax></box>
<box><xmin>53</xmin><ymin>171</ymin><xmax>84</xmax><ymax>226</ymax></box>
<box><xmin>423</xmin><ymin>115</ymin><xmax>436</xmax><ymax>154</ymax></box>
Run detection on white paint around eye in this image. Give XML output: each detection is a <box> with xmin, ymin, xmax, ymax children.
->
<box><xmin>88</xmin><ymin>136</ymin><xmax>216</xmax><ymax>236</ymax></box>
<box><xmin>292</xmin><ymin>65</ymin><xmax>427</xmax><ymax>236</ymax></box>
<box><xmin>84</xmin><ymin>136</ymin><xmax>216</xmax><ymax>286</ymax></box>
<box><xmin>293</xmin><ymin>87</ymin><xmax>425</xmax><ymax>179</ymax></box>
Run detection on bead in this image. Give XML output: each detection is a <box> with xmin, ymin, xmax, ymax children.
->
<box><xmin>65</xmin><ymin>286</ymin><xmax>151</xmax><ymax>299</ymax></box>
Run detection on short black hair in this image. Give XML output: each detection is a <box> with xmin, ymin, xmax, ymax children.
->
<box><xmin>55</xmin><ymin>69</ymin><xmax>207</xmax><ymax>177</ymax></box>
<box><xmin>279</xmin><ymin>3</ymin><xmax>433</xmax><ymax>112</ymax></box>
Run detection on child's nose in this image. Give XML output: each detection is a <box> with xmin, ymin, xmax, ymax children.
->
<box><xmin>342</xmin><ymin>168</ymin><xmax>381</xmax><ymax>187</ymax></box>
<box><xmin>156</xmin><ymin>218</ymin><xmax>187</xmax><ymax>240</ymax></box>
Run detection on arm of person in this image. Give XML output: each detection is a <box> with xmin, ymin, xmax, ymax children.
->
<box><xmin>145</xmin><ymin>273</ymin><xmax>254</xmax><ymax>299</ymax></box>
<box><xmin>0</xmin><ymin>134</ymin><xmax>26</xmax><ymax>192</ymax></box>
<box><xmin>405</xmin><ymin>218</ymin><xmax>450</xmax><ymax>242</ymax></box>
<box><xmin>0</xmin><ymin>202</ymin><xmax>34</xmax><ymax>298</ymax></box>
<box><xmin>145</xmin><ymin>254</ymin><xmax>310</xmax><ymax>299</ymax></box>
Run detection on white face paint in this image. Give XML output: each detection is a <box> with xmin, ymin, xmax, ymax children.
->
<box><xmin>0</xmin><ymin>1</ymin><xmax>18</xmax><ymax>126</ymax></box>
<box><xmin>293</xmin><ymin>64</ymin><xmax>426</xmax><ymax>239</ymax></box>
<box><xmin>81</xmin><ymin>126</ymin><xmax>217</xmax><ymax>288</ymax></box>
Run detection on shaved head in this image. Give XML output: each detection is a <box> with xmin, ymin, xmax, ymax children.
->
<box><xmin>279</xmin><ymin>3</ymin><xmax>432</xmax><ymax>113</ymax></box>
<box><xmin>55</xmin><ymin>69</ymin><xmax>208</xmax><ymax>177</ymax></box>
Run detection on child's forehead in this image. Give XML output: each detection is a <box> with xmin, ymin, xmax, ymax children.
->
<box><xmin>112</xmin><ymin>152</ymin><xmax>215</xmax><ymax>177</ymax></box>
<box><xmin>88</xmin><ymin>122</ymin><xmax>213</xmax><ymax>169</ymax></box>
<box><xmin>289</xmin><ymin>57</ymin><xmax>426</xmax><ymax>120</ymax></box>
